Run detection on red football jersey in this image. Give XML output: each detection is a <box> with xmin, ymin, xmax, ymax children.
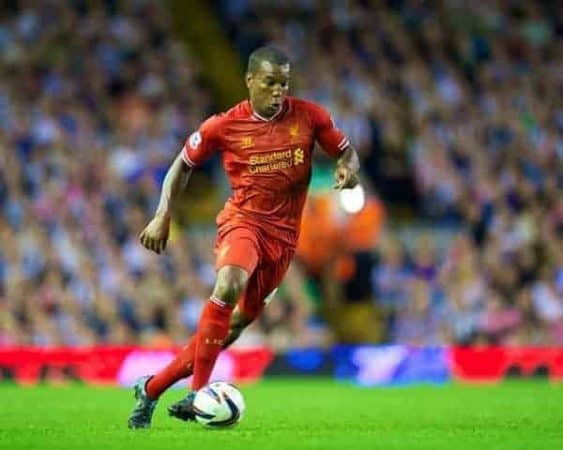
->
<box><xmin>182</xmin><ymin>97</ymin><xmax>349</xmax><ymax>246</ymax></box>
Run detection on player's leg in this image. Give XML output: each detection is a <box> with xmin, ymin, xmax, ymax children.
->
<box><xmin>140</xmin><ymin>333</ymin><xmax>197</xmax><ymax>404</ymax></box>
<box><xmin>140</xmin><ymin>284</ymin><xmax>256</xmax><ymax>409</ymax></box>
<box><xmin>221</xmin><ymin>285</ymin><xmax>280</xmax><ymax>348</ymax></box>
<box><xmin>166</xmin><ymin>230</ymin><xmax>260</xmax><ymax>422</ymax></box>
<box><xmin>223</xmin><ymin>244</ymin><xmax>293</xmax><ymax>349</ymax></box>
<box><xmin>128</xmin><ymin>229</ymin><xmax>259</xmax><ymax>428</ymax></box>
<box><xmin>144</xmin><ymin>305</ymin><xmax>253</xmax><ymax>405</ymax></box>
<box><xmin>190</xmin><ymin>264</ymin><xmax>251</xmax><ymax>390</ymax></box>
<box><xmin>167</xmin><ymin>258</ymin><xmax>288</xmax><ymax>423</ymax></box>
<box><xmin>165</xmin><ymin>265</ymin><xmax>254</xmax><ymax>422</ymax></box>
<box><xmin>222</xmin><ymin>305</ymin><xmax>255</xmax><ymax>349</ymax></box>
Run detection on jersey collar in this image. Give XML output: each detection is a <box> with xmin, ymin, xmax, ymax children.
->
<box><xmin>248</xmin><ymin>100</ymin><xmax>287</xmax><ymax>122</ymax></box>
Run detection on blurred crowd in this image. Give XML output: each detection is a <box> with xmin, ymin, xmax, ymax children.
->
<box><xmin>0</xmin><ymin>0</ymin><xmax>218</xmax><ymax>347</ymax></box>
<box><xmin>1</xmin><ymin>0</ymin><xmax>562</xmax><ymax>348</ymax></box>
<box><xmin>220</xmin><ymin>0</ymin><xmax>563</xmax><ymax>345</ymax></box>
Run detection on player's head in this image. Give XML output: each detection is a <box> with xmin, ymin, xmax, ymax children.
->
<box><xmin>246</xmin><ymin>46</ymin><xmax>290</xmax><ymax>118</ymax></box>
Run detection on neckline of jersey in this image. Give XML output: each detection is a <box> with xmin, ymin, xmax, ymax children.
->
<box><xmin>248</xmin><ymin>100</ymin><xmax>286</xmax><ymax>122</ymax></box>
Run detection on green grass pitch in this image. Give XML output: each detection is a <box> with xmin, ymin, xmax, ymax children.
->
<box><xmin>0</xmin><ymin>379</ymin><xmax>561</xmax><ymax>450</ymax></box>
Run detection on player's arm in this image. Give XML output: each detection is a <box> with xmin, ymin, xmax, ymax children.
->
<box><xmin>139</xmin><ymin>154</ymin><xmax>192</xmax><ymax>254</ymax></box>
<box><xmin>139</xmin><ymin>117</ymin><xmax>220</xmax><ymax>254</ymax></box>
<box><xmin>155</xmin><ymin>154</ymin><xmax>192</xmax><ymax>219</ymax></box>
<box><xmin>311</xmin><ymin>103</ymin><xmax>360</xmax><ymax>190</ymax></box>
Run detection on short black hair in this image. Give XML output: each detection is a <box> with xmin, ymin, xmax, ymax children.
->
<box><xmin>247</xmin><ymin>46</ymin><xmax>290</xmax><ymax>74</ymax></box>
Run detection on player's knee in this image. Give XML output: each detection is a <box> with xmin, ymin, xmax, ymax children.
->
<box><xmin>231</xmin><ymin>316</ymin><xmax>252</xmax><ymax>335</ymax></box>
<box><xmin>213</xmin><ymin>266</ymin><xmax>249</xmax><ymax>304</ymax></box>
<box><xmin>226</xmin><ymin>317</ymin><xmax>251</xmax><ymax>348</ymax></box>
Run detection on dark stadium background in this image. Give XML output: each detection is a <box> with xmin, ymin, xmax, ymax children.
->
<box><xmin>1</xmin><ymin>0</ymin><xmax>562</xmax><ymax>388</ymax></box>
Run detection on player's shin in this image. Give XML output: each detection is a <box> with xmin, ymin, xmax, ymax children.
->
<box><xmin>146</xmin><ymin>319</ymin><xmax>242</xmax><ymax>400</ymax></box>
<box><xmin>145</xmin><ymin>334</ymin><xmax>197</xmax><ymax>399</ymax></box>
<box><xmin>191</xmin><ymin>297</ymin><xmax>235</xmax><ymax>390</ymax></box>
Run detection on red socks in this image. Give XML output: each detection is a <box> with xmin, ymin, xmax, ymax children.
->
<box><xmin>191</xmin><ymin>298</ymin><xmax>234</xmax><ymax>391</ymax></box>
<box><xmin>145</xmin><ymin>333</ymin><xmax>198</xmax><ymax>399</ymax></box>
<box><xmin>144</xmin><ymin>298</ymin><xmax>233</xmax><ymax>399</ymax></box>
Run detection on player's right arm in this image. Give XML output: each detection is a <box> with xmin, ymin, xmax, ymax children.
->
<box><xmin>139</xmin><ymin>116</ymin><xmax>221</xmax><ymax>254</ymax></box>
<box><xmin>139</xmin><ymin>154</ymin><xmax>192</xmax><ymax>254</ymax></box>
<box><xmin>307</xmin><ymin>101</ymin><xmax>360</xmax><ymax>190</ymax></box>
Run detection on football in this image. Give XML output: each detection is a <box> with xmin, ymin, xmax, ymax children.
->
<box><xmin>192</xmin><ymin>382</ymin><xmax>245</xmax><ymax>428</ymax></box>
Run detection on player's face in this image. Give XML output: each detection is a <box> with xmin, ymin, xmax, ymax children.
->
<box><xmin>246</xmin><ymin>61</ymin><xmax>290</xmax><ymax>118</ymax></box>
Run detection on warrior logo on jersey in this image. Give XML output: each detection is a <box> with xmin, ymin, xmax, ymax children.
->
<box><xmin>189</xmin><ymin>131</ymin><xmax>202</xmax><ymax>149</ymax></box>
<box><xmin>241</xmin><ymin>136</ymin><xmax>254</xmax><ymax>149</ymax></box>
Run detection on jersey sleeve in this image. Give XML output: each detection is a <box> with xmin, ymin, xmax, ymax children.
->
<box><xmin>181</xmin><ymin>115</ymin><xmax>222</xmax><ymax>168</ymax></box>
<box><xmin>310</xmin><ymin>103</ymin><xmax>350</xmax><ymax>158</ymax></box>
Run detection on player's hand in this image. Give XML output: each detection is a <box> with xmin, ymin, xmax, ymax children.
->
<box><xmin>333</xmin><ymin>164</ymin><xmax>359</xmax><ymax>190</ymax></box>
<box><xmin>139</xmin><ymin>214</ymin><xmax>170</xmax><ymax>254</ymax></box>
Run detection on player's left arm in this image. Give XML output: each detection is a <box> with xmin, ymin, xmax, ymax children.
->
<box><xmin>311</xmin><ymin>103</ymin><xmax>360</xmax><ymax>190</ymax></box>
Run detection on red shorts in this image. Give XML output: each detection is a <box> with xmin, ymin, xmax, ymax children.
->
<box><xmin>214</xmin><ymin>226</ymin><xmax>294</xmax><ymax>320</ymax></box>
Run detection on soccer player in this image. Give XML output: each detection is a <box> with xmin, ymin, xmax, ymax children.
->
<box><xmin>127</xmin><ymin>46</ymin><xmax>360</xmax><ymax>429</ymax></box>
